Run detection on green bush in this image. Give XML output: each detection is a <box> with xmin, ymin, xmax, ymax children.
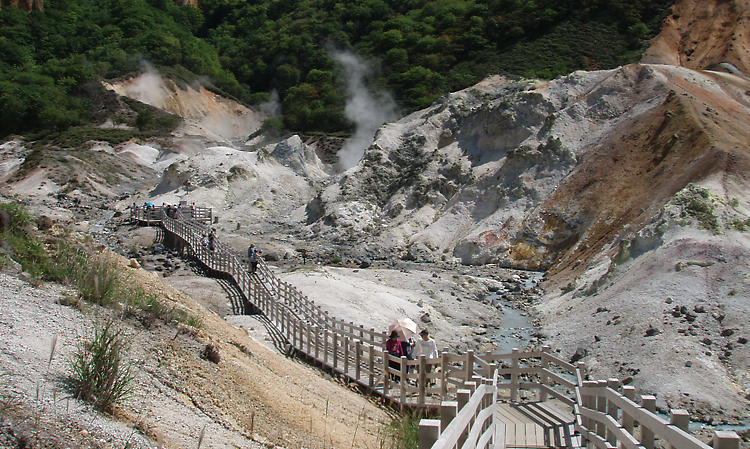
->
<box><xmin>68</xmin><ymin>318</ymin><xmax>136</xmax><ymax>412</ymax></box>
<box><xmin>380</xmin><ymin>411</ymin><xmax>421</xmax><ymax>449</ymax></box>
<box><xmin>77</xmin><ymin>253</ymin><xmax>121</xmax><ymax>306</ymax></box>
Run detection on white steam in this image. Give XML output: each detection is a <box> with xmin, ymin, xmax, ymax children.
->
<box><xmin>126</xmin><ymin>62</ymin><xmax>168</xmax><ymax>109</ymax></box>
<box><xmin>259</xmin><ymin>90</ymin><xmax>282</xmax><ymax>118</ymax></box>
<box><xmin>331</xmin><ymin>51</ymin><xmax>400</xmax><ymax>171</ymax></box>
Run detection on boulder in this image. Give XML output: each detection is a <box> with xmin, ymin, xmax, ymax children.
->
<box><xmin>201</xmin><ymin>344</ymin><xmax>221</xmax><ymax>363</ymax></box>
<box><xmin>0</xmin><ymin>210</ymin><xmax>11</xmax><ymax>232</ymax></box>
<box><xmin>36</xmin><ymin>215</ymin><xmax>53</xmax><ymax>230</ymax></box>
<box><xmin>264</xmin><ymin>252</ymin><xmax>280</xmax><ymax>262</ymax></box>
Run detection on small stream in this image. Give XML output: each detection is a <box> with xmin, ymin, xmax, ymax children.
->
<box><xmin>88</xmin><ymin>210</ymin><xmax>116</xmax><ymax>241</ymax></box>
<box><xmin>487</xmin><ymin>270</ymin><xmax>544</xmax><ymax>354</ymax></box>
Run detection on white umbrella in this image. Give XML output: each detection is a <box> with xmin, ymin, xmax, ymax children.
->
<box><xmin>389</xmin><ymin>318</ymin><xmax>418</xmax><ymax>341</ymax></box>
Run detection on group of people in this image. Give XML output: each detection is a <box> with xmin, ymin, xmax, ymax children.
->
<box><xmin>200</xmin><ymin>229</ymin><xmax>217</xmax><ymax>251</ymax></box>
<box><xmin>386</xmin><ymin>328</ymin><xmax>438</xmax><ymax>382</ymax></box>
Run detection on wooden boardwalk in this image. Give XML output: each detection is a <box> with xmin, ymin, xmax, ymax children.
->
<box><xmin>133</xmin><ymin>206</ymin><xmax>739</xmax><ymax>449</ymax></box>
<box><xmin>495</xmin><ymin>402</ymin><xmax>579</xmax><ymax>448</ymax></box>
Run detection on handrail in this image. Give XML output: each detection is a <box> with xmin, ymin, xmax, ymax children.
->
<box><xmin>132</xmin><ymin>207</ymin><xmax>740</xmax><ymax>449</ymax></box>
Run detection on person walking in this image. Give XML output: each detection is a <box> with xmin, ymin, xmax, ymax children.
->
<box><xmin>208</xmin><ymin>229</ymin><xmax>216</xmax><ymax>251</ymax></box>
<box><xmin>248</xmin><ymin>244</ymin><xmax>261</xmax><ymax>273</ymax></box>
<box><xmin>414</xmin><ymin>329</ymin><xmax>439</xmax><ymax>385</ymax></box>
<box><xmin>386</xmin><ymin>330</ymin><xmax>404</xmax><ymax>381</ymax></box>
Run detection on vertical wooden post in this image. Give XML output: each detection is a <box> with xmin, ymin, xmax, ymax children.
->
<box><xmin>510</xmin><ymin>348</ymin><xmax>519</xmax><ymax>402</ymax></box>
<box><xmin>355</xmin><ymin>340</ymin><xmax>362</xmax><ymax>382</ymax></box>
<box><xmin>457</xmin><ymin>389</ymin><xmax>471</xmax><ymax>449</ymax></box>
<box><xmin>344</xmin><ymin>335</ymin><xmax>350</xmax><ymax>375</ymax></box>
<box><xmin>368</xmin><ymin>344</ymin><xmax>374</xmax><ymax>388</ymax></box>
<box><xmin>441</xmin><ymin>349</ymin><xmax>449</xmax><ymax>399</ymax></box>
<box><xmin>441</xmin><ymin>401</ymin><xmax>458</xmax><ymax>433</ymax></box>
<box><xmin>596</xmin><ymin>380</ymin><xmax>607</xmax><ymax>439</ymax></box>
<box><xmin>400</xmin><ymin>356</ymin><xmax>408</xmax><ymax>406</ymax></box>
<box><xmin>419</xmin><ymin>355</ymin><xmax>427</xmax><ymax>406</ymax></box>
<box><xmin>640</xmin><ymin>395</ymin><xmax>656</xmax><ymax>449</ymax></box>
<box><xmin>382</xmin><ymin>351</ymin><xmax>390</xmax><ymax>397</ymax></box>
<box><xmin>314</xmin><ymin>325</ymin><xmax>320</xmax><ymax>361</ymax></box>
<box><xmin>323</xmin><ymin>328</ymin><xmax>330</xmax><ymax>366</ymax></box>
<box><xmin>622</xmin><ymin>386</ymin><xmax>635</xmax><ymax>438</ymax></box>
<box><xmin>540</xmin><ymin>345</ymin><xmax>550</xmax><ymax>401</ymax></box>
<box><xmin>332</xmin><ymin>331</ymin><xmax>338</xmax><ymax>371</ymax></box>
<box><xmin>713</xmin><ymin>431</ymin><xmax>740</xmax><ymax>449</ymax></box>
<box><xmin>606</xmin><ymin>378</ymin><xmax>620</xmax><ymax>446</ymax></box>
<box><xmin>483</xmin><ymin>383</ymin><xmax>494</xmax><ymax>433</ymax></box>
<box><xmin>418</xmin><ymin>419</ymin><xmax>441</xmax><ymax>449</ymax></box>
<box><xmin>668</xmin><ymin>410</ymin><xmax>690</xmax><ymax>449</ymax></box>
<box><xmin>466</xmin><ymin>350</ymin><xmax>475</xmax><ymax>383</ymax></box>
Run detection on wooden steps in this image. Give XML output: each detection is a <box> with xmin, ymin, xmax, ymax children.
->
<box><xmin>495</xmin><ymin>402</ymin><xmax>580</xmax><ymax>448</ymax></box>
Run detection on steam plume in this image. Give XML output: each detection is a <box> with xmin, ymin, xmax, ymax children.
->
<box><xmin>331</xmin><ymin>51</ymin><xmax>400</xmax><ymax>171</ymax></box>
<box><xmin>126</xmin><ymin>62</ymin><xmax>167</xmax><ymax>109</ymax></box>
<box><xmin>259</xmin><ymin>90</ymin><xmax>282</xmax><ymax>118</ymax></box>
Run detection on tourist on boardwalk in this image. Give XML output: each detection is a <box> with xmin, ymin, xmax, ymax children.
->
<box><xmin>415</xmin><ymin>329</ymin><xmax>439</xmax><ymax>383</ymax></box>
<box><xmin>248</xmin><ymin>244</ymin><xmax>261</xmax><ymax>274</ymax></box>
<box><xmin>415</xmin><ymin>329</ymin><xmax>438</xmax><ymax>359</ymax></box>
<box><xmin>208</xmin><ymin>229</ymin><xmax>216</xmax><ymax>251</ymax></box>
<box><xmin>386</xmin><ymin>330</ymin><xmax>404</xmax><ymax>381</ymax></box>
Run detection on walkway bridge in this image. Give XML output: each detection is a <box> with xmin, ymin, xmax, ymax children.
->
<box><xmin>133</xmin><ymin>206</ymin><xmax>741</xmax><ymax>449</ymax></box>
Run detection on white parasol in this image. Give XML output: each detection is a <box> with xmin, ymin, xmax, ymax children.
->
<box><xmin>388</xmin><ymin>318</ymin><xmax>418</xmax><ymax>341</ymax></box>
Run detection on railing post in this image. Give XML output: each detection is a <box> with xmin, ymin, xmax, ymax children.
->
<box><xmin>457</xmin><ymin>389</ymin><xmax>471</xmax><ymax>449</ymax></box>
<box><xmin>355</xmin><ymin>340</ymin><xmax>361</xmax><ymax>381</ymax></box>
<box><xmin>713</xmin><ymin>431</ymin><xmax>740</xmax><ymax>449</ymax></box>
<box><xmin>418</xmin><ymin>419</ymin><xmax>441</xmax><ymax>449</ymax></box>
<box><xmin>640</xmin><ymin>395</ymin><xmax>656</xmax><ymax>449</ymax></box>
<box><xmin>510</xmin><ymin>348</ymin><xmax>519</xmax><ymax>402</ymax></box>
<box><xmin>400</xmin><ymin>356</ymin><xmax>408</xmax><ymax>406</ymax></box>
<box><xmin>622</xmin><ymin>386</ymin><xmax>635</xmax><ymax>438</ymax></box>
<box><xmin>668</xmin><ymin>410</ymin><xmax>690</xmax><ymax>449</ymax></box>
<box><xmin>440</xmin><ymin>349</ymin><xmax>449</xmax><ymax>399</ymax></box>
<box><xmin>332</xmin><ymin>330</ymin><xmax>338</xmax><ymax>371</ymax></box>
<box><xmin>419</xmin><ymin>355</ymin><xmax>427</xmax><ymax>406</ymax></box>
<box><xmin>466</xmin><ymin>350</ymin><xmax>475</xmax><ymax>383</ymax></box>
<box><xmin>606</xmin><ymin>378</ymin><xmax>620</xmax><ymax>446</ymax></box>
<box><xmin>596</xmin><ymin>380</ymin><xmax>607</xmax><ymax>439</ymax></box>
<box><xmin>368</xmin><ymin>344</ymin><xmax>375</xmax><ymax>388</ymax></box>
<box><xmin>314</xmin><ymin>325</ymin><xmax>320</xmax><ymax>361</ymax></box>
<box><xmin>441</xmin><ymin>401</ymin><xmax>458</xmax><ymax>432</ymax></box>
<box><xmin>540</xmin><ymin>345</ymin><xmax>550</xmax><ymax>401</ymax></box>
<box><xmin>382</xmin><ymin>352</ymin><xmax>390</xmax><ymax>397</ymax></box>
<box><xmin>343</xmin><ymin>335</ymin><xmax>350</xmax><ymax>375</ymax></box>
<box><xmin>323</xmin><ymin>328</ymin><xmax>330</xmax><ymax>366</ymax></box>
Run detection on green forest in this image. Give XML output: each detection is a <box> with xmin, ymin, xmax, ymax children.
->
<box><xmin>0</xmin><ymin>0</ymin><xmax>674</xmax><ymax>138</ymax></box>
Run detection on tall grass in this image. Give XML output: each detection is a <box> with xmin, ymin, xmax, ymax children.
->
<box><xmin>0</xmin><ymin>201</ymin><xmax>88</xmax><ymax>282</ymax></box>
<box><xmin>379</xmin><ymin>411</ymin><xmax>421</xmax><ymax>449</ymax></box>
<box><xmin>68</xmin><ymin>318</ymin><xmax>136</xmax><ymax>412</ymax></box>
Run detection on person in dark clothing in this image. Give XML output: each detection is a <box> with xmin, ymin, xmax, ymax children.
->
<box><xmin>248</xmin><ymin>244</ymin><xmax>261</xmax><ymax>273</ymax></box>
<box><xmin>386</xmin><ymin>331</ymin><xmax>404</xmax><ymax>381</ymax></box>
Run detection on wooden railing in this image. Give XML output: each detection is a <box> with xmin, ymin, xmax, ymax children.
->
<box><xmin>132</xmin><ymin>207</ymin><xmax>741</xmax><ymax>448</ymax></box>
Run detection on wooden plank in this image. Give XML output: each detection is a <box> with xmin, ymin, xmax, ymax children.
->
<box><xmin>494</xmin><ymin>414</ymin><xmax>507</xmax><ymax>449</ymax></box>
<box><xmin>495</xmin><ymin>405</ymin><xmax>518</xmax><ymax>447</ymax></box>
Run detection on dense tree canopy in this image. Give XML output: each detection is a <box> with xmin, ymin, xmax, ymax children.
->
<box><xmin>0</xmin><ymin>0</ymin><xmax>673</xmax><ymax>138</ymax></box>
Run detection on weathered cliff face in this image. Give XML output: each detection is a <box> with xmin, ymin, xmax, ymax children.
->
<box><xmin>309</xmin><ymin>65</ymin><xmax>750</xmax><ymax>269</ymax></box>
<box><xmin>304</xmin><ymin>63</ymin><xmax>750</xmax><ymax>417</ymax></box>
<box><xmin>642</xmin><ymin>0</ymin><xmax>750</xmax><ymax>76</ymax></box>
<box><xmin>104</xmin><ymin>74</ymin><xmax>263</xmax><ymax>145</ymax></box>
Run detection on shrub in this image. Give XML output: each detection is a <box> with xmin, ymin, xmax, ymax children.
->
<box><xmin>380</xmin><ymin>411</ymin><xmax>421</xmax><ymax>449</ymax></box>
<box><xmin>68</xmin><ymin>318</ymin><xmax>136</xmax><ymax>412</ymax></box>
<box><xmin>77</xmin><ymin>253</ymin><xmax>121</xmax><ymax>306</ymax></box>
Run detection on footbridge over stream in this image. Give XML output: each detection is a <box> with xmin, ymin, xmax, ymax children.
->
<box><xmin>133</xmin><ymin>206</ymin><xmax>741</xmax><ymax>449</ymax></box>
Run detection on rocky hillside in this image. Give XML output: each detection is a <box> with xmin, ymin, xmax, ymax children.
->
<box><xmin>2</xmin><ymin>0</ymin><xmax>749</xmax><ymax>429</ymax></box>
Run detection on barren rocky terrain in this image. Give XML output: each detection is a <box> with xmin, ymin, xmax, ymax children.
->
<box><xmin>2</xmin><ymin>0</ymin><xmax>750</xmax><ymax>447</ymax></box>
